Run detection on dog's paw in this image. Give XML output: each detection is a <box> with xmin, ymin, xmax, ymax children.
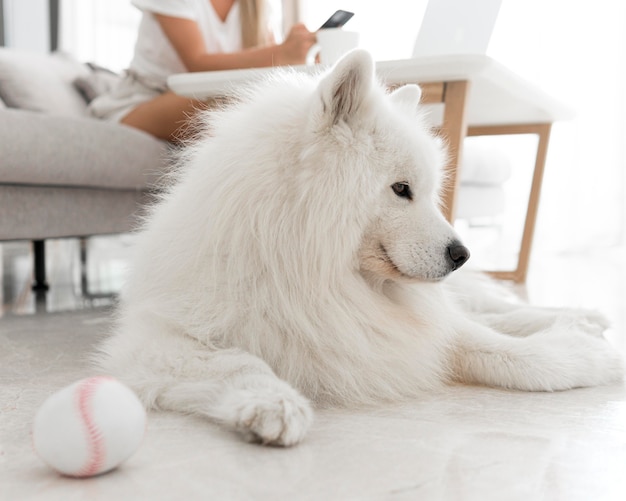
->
<box><xmin>554</xmin><ymin>309</ymin><xmax>611</xmax><ymax>337</ymax></box>
<box><xmin>218</xmin><ymin>381</ymin><xmax>313</xmax><ymax>446</ymax></box>
<box><xmin>578</xmin><ymin>310</ymin><xmax>611</xmax><ymax>334</ymax></box>
<box><xmin>536</xmin><ymin>328</ymin><xmax>624</xmax><ymax>389</ymax></box>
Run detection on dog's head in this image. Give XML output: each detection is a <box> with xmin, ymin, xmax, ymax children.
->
<box><xmin>308</xmin><ymin>50</ymin><xmax>470</xmax><ymax>283</ymax></box>
<box><xmin>197</xmin><ymin>50</ymin><xmax>469</xmax><ymax>287</ymax></box>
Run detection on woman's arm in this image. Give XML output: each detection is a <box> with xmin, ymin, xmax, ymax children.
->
<box><xmin>155</xmin><ymin>14</ymin><xmax>315</xmax><ymax>71</ymax></box>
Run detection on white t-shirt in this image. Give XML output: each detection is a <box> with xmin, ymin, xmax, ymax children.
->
<box><xmin>129</xmin><ymin>0</ymin><xmax>243</xmax><ymax>87</ymax></box>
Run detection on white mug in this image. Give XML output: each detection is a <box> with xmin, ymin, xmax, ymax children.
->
<box><xmin>307</xmin><ymin>28</ymin><xmax>360</xmax><ymax>66</ymax></box>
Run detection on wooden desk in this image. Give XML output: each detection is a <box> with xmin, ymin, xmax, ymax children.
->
<box><xmin>168</xmin><ymin>55</ymin><xmax>573</xmax><ymax>282</ymax></box>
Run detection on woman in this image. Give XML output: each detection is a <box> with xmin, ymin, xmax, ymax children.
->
<box><xmin>89</xmin><ymin>0</ymin><xmax>316</xmax><ymax>142</ymax></box>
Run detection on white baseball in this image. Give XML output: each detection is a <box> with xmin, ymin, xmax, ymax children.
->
<box><xmin>32</xmin><ymin>376</ymin><xmax>147</xmax><ymax>477</ymax></box>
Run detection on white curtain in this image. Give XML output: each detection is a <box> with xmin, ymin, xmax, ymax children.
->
<box><xmin>59</xmin><ymin>0</ymin><xmax>140</xmax><ymax>72</ymax></box>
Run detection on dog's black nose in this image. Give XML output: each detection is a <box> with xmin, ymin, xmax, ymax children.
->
<box><xmin>447</xmin><ymin>241</ymin><xmax>470</xmax><ymax>270</ymax></box>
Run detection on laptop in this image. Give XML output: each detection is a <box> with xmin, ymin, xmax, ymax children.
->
<box><xmin>412</xmin><ymin>0</ymin><xmax>502</xmax><ymax>57</ymax></box>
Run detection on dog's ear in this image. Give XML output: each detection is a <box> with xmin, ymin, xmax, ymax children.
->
<box><xmin>389</xmin><ymin>84</ymin><xmax>422</xmax><ymax>112</ymax></box>
<box><xmin>317</xmin><ymin>49</ymin><xmax>375</xmax><ymax>125</ymax></box>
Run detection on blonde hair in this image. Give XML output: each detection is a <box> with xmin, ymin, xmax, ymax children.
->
<box><xmin>239</xmin><ymin>0</ymin><xmax>273</xmax><ymax>48</ymax></box>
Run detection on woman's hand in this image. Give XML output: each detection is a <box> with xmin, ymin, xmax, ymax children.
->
<box><xmin>156</xmin><ymin>15</ymin><xmax>316</xmax><ymax>71</ymax></box>
<box><xmin>275</xmin><ymin>23</ymin><xmax>316</xmax><ymax>66</ymax></box>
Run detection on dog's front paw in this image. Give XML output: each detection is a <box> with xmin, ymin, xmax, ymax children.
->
<box><xmin>554</xmin><ymin>309</ymin><xmax>611</xmax><ymax>337</ymax></box>
<box><xmin>578</xmin><ymin>309</ymin><xmax>611</xmax><ymax>335</ymax></box>
<box><xmin>537</xmin><ymin>328</ymin><xmax>624</xmax><ymax>389</ymax></box>
<box><xmin>218</xmin><ymin>381</ymin><xmax>313</xmax><ymax>446</ymax></box>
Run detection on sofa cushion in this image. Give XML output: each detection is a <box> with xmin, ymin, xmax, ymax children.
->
<box><xmin>73</xmin><ymin>63</ymin><xmax>122</xmax><ymax>103</ymax></box>
<box><xmin>0</xmin><ymin>108</ymin><xmax>170</xmax><ymax>190</ymax></box>
<box><xmin>0</xmin><ymin>49</ymin><xmax>90</xmax><ymax>116</ymax></box>
<box><xmin>0</xmin><ymin>185</ymin><xmax>150</xmax><ymax>241</ymax></box>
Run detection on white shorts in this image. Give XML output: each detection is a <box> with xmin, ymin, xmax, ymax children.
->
<box><xmin>88</xmin><ymin>71</ymin><xmax>168</xmax><ymax>123</ymax></box>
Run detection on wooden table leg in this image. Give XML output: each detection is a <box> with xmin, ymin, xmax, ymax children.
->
<box><xmin>440</xmin><ymin>80</ymin><xmax>470</xmax><ymax>222</ymax></box>
<box><xmin>513</xmin><ymin>123</ymin><xmax>552</xmax><ymax>282</ymax></box>
<box><xmin>468</xmin><ymin>123</ymin><xmax>553</xmax><ymax>283</ymax></box>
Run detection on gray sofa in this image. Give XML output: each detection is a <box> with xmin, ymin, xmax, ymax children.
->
<box><xmin>0</xmin><ymin>48</ymin><xmax>171</xmax><ymax>289</ymax></box>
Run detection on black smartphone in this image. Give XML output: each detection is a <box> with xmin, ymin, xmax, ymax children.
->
<box><xmin>319</xmin><ymin>10</ymin><xmax>354</xmax><ymax>30</ymax></box>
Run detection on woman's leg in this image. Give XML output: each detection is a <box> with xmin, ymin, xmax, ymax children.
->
<box><xmin>121</xmin><ymin>90</ymin><xmax>209</xmax><ymax>142</ymax></box>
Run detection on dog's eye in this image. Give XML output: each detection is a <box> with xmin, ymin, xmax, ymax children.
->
<box><xmin>391</xmin><ymin>182</ymin><xmax>412</xmax><ymax>200</ymax></box>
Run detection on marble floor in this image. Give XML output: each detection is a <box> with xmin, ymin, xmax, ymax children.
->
<box><xmin>1</xmin><ymin>237</ymin><xmax>625</xmax><ymax>500</ymax></box>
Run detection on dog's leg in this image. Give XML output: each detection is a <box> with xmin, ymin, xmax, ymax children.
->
<box><xmin>101</xmin><ymin>330</ymin><xmax>313</xmax><ymax>446</ymax></box>
<box><xmin>451</xmin><ymin>319</ymin><xmax>624</xmax><ymax>391</ymax></box>
<box><xmin>472</xmin><ymin>306</ymin><xmax>610</xmax><ymax>338</ymax></box>
<box><xmin>448</xmin><ymin>271</ymin><xmax>609</xmax><ymax>337</ymax></box>
<box><xmin>152</xmin><ymin>347</ymin><xmax>313</xmax><ymax>446</ymax></box>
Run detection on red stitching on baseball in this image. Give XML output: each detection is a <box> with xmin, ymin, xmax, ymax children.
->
<box><xmin>76</xmin><ymin>376</ymin><xmax>113</xmax><ymax>477</ymax></box>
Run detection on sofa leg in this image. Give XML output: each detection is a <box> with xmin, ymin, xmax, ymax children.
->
<box><xmin>80</xmin><ymin>237</ymin><xmax>90</xmax><ymax>295</ymax></box>
<box><xmin>78</xmin><ymin>237</ymin><xmax>116</xmax><ymax>299</ymax></box>
<box><xmin>32</xmin><ymin>240</ymin><xmax>50</xmax><ymax>291</ymax></box>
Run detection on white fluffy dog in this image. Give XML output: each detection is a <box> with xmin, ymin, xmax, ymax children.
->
<box><xmin>97</xmin><ymin>50</ymin><xmax>623</xmax><ymax>446</ymax></box>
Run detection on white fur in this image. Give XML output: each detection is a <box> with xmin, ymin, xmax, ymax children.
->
<box><xmin>95</xmin><ymin>50</ymin><xmax>623</xmax><ymax>446</ymax></box>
